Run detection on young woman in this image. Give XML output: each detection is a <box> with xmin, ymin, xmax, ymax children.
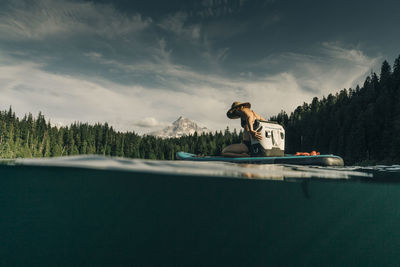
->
<box><xmin>222</xmin><ymin>101</ymin><xmax>265</xmax><ymax>157</ymax></box>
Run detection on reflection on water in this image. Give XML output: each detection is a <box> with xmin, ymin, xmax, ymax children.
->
<box><xmin>1</xmin><ymin>156</ymin><xmax>400</xmax><ymax>266</ymax></box>
<box><xmin>2</xmin><ymin>155</ymin><xmax>377</xmax><ymax>181</ymax></box>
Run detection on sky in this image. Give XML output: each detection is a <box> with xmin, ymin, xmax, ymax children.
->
<box><xmin>0</xmin><ymin>0</ymin><xmax>399</xmax><ymax>134</ymax></box>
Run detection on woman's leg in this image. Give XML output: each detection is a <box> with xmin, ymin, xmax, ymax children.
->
<box><xmin>221</xmin><ymin>143</ymin><xmax>249</xmax><ymax>157</ymax></box>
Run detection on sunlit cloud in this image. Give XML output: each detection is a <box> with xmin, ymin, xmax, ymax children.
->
<box><xmin>0</xmin><ymin>41</ymin><xmax>380</xmax><ymax>135</ymax></box>
<box><xmin>133</xmin><ymin>117</ymin><xmax>169</xmax><ymax>128</ymax></box>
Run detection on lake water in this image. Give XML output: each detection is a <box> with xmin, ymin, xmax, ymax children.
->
<box><xmin>1</xmin><ymin>155</ymin><xmax>400</xmax><ymax>266</ymax></box>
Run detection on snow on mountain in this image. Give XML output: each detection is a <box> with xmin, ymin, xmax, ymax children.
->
<box><xmin>148</xmin><ymin>116</ymin><xmax>209</xmax><ymax>138</ymax></box>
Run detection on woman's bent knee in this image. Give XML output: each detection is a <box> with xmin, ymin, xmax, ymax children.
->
<box><xmin>222</xmin><ymin>143</ymin><xmax>248</xmax><ymax>154</ymax></box>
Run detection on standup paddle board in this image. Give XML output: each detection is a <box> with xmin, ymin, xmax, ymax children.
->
<box><xmin>176</xmin><ymin>152</ymin><xmax>344</xmax><ymax>166</ymax></box>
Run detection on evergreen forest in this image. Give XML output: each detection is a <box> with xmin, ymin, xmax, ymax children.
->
<box><xmin>270</xmin><ymin>55</ymin><xmax>400</xmax><ymax>164</ymax></box>
<box><xmin>0</xmin><ymin>109</ymin><xmax>242</xmax><ymax>160</ymax></box>
<box><xmin>1</xmin><ymin>55</ymin><xmax>399</xmax><ymax>164</ymax></box>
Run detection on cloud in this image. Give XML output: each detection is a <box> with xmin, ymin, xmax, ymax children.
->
<box><xmin>158</xmin><ymin>12</ymin><xmax>203</xmax><ymax>45</ymax></box>
<box><xmin>297</xmin><ymin>43</ymin><xmax>380</xmax><ymax>95</ymax></box>
<box><xmin>0</xmin><ymin>41</ymin><xmax>381</xmax><ymax>135</ymax></box>
<box><xmin>0</xmin><ymin>51</ymin><xmax>293</xmax><ymax>134</ymax></box>
<box><xmin>0</xmin><ymin>53</ymin><xmax>229</xmax><ymax>133</ymax></box>
<box><xmin>0</xmin><ymin>0</ymin><xmax>281</xmax><ymax>86</ymax></box>
<box><xmin>321</xmin><ymin>42</ymin><xmax>375</xmax><ymax>66</ymax></box>
<box><xmin>159</xmin><ymin>12</ymin><xmax>188</xmax><ymax>35</ymax></box>
<box><xmin>133</xmin><ymin>117</ymin><xmax>168</xmax><ymax>128</ymax></box>
<box><xmin>0</xmin><ymin>0</ymin><xmax>151</xmax><ymax>40</ymax></box>
<box><xmin>250</xmin><ymin>42</ymin><xmax>381</xmax><ymax>96</ymax></box>
<box><xmin>0</xmin><ymin>0</ymin><xmax>382</xmax><ymax>135</ymax></box>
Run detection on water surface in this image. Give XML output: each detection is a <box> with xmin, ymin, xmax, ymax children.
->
<box><xmin>1</xmin><ymin>156</ymin><xmax>399</xmax><ymax>266</ymax></box>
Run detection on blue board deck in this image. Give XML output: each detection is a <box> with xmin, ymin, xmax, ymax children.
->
<box><xmin>176</xmin><ymin>152</ymin><xmax>344</xmax><ymax>166</ymax></box>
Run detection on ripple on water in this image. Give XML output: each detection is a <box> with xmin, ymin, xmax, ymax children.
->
<box><xmin>0</xmin><ymin>155</ymin><xmax>380</xmax><ymax>181</ymax></box>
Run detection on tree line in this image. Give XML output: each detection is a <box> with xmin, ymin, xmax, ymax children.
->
<box><xmin>0</xmin><ymin>108</ymin><xmax>242</xmax><ymax>160</ymax></box>
<box><xmin>270</xmin><ymin>55</ymin><xmax>400</xmax><ymax>164</ymax></box>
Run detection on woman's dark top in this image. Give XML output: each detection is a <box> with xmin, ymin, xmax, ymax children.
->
<box><xmin>241</xmin><ymin>118</ymin><xmax>259</xmax><ymax>129</ymax></box>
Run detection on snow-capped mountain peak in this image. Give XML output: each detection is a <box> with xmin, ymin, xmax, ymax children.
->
<box><xmin>149</xmin><ymin>117</ymin><xmax>209</xmax><ymax>138</ymax></box>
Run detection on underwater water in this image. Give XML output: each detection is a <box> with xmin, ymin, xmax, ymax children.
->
<box><xmin>1</xmin><ymin>156</ymin><xmax>400</xmax><ymax>266</ymax></box>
